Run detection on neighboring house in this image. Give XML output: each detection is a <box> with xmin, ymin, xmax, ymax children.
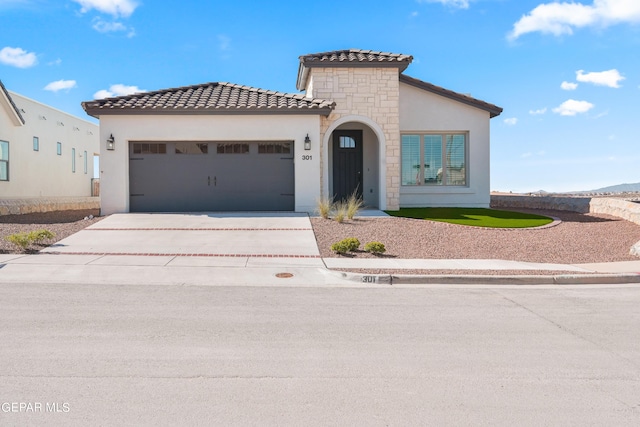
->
<box><xmin>82</xmin><ymin>49</ymin><xmax>502</xmax><ymax>215</ymax></box>
<box><xmin>0</xmin><ymin>80</ymin><xmax>99</xmax><ymax>199</ymax></box>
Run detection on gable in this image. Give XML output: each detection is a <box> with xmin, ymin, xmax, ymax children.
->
<box><xmin>0</xmin><ymin>80</ymin><xmax>25</xmax><ymax>126</ymax></box>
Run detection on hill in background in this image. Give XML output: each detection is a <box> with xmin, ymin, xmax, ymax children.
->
<box><xmin>588</xmin><ymin>182</ymin><xmax>640</xmax><ymax>193</ymax></box>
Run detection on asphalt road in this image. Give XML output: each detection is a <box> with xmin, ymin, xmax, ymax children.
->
<box><xmin>1</xmin><ymin>283</ymin><xmax>640</xmax><ymax>426</ymax></box>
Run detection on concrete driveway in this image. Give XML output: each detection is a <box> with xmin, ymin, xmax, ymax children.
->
<box><xmin>39</xmin><ymin>212</ymin><xmax>323</xmax><ymax>268</ymax></box>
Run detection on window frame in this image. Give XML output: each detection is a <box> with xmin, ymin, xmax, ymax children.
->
<box><xmin>57</xmin><ymin>142</ymin><xmax>62</xmax><ymax>156</ymax></box>
<box><xmin>72</xmin><ymin>148</ymin><xmax>76</xmax><ymax>173</ymax></box>
<box><xmin>401</xmin><ymin>132</ymin><xmax>468</xmax><ymax>187</ymax></box>
<box><xmin>0</xmin><ymin>140</ymin><xmax>9</xmax><ymax>181</ymax></box>
<box><xmin>33</xmin><ymin>136</ymin><xmax>39</xmax><ymax>152</ymax></box>
<box><xmin>84</xmin><ymin>150</ymin><xmax>88</xmax><ymax>174</ymax></box>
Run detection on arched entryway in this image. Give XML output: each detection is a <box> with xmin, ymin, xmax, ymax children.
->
<box><xmin>324</xmin><ymin>117</ymin><xmax>385</xmax><ymax>209</ymax></box>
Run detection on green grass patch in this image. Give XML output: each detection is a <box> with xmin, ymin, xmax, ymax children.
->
<box><xmin>384</xmin><ymin>207</ymin><xmax>553</xmax><ymax>228</ymax></box>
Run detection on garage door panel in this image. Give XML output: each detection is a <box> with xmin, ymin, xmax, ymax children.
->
<box><xmin>129</xmin><ymin>142</ymin><xmax>294</xmax><ymax>212</ymax></box>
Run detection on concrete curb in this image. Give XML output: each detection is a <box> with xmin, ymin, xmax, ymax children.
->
<box><xmin>329</xmin><ymin>270</ymin><xmax>640</xmax><ymax>285</ymax></box>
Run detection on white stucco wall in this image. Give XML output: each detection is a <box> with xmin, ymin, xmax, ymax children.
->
<box><xmin>98</xmin><ymin>114</ymin><xmax>321</xmax><ymax>215</ymax></box>
<box><xmin>399</xmin><ymin>82</ymin><xmax>492</xmax><ymax>208</ymax></box>
<box><xmin>0</xmin><ymin>92</ymin><xmax>99</xmax><ymax>199</ymax></box>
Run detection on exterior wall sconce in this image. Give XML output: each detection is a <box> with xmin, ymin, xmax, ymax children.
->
<box><xmin>106</xmin><ymin>134</ymin><xmax>115</xmax><ymax>151</ymax></box>
<box><xmin>304</xmin><ymin>134</ymin><xmax>311</xmax><ymax>150</ymax></box>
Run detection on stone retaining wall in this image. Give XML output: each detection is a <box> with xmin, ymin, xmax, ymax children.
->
<box><xmin>491</xmin><ymin>194</ymin><xmax>640</xmax><ymax>226</ymax></box>
<box><xmin>0</xmin><ymin>197</ymin><xmax>100</xmax><ymax>216</ymax></box>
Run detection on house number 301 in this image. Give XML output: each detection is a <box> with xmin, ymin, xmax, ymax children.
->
<box><xmin>302</xmin><ymin>155</ymin><xmax>312</xmax><ymax>160</ymax></box>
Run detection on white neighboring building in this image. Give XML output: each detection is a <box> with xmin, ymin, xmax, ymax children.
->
<box><xmin>0</xmin><ymin>80</ymin><xmax>99</xmax><ymax>199</ymax></box>
<box><xmin>82</xmin><ymin>49</ymin><xmax>502</xmax><ymax>215</ymax></box>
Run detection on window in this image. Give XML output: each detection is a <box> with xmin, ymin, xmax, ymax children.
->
<box><xmin>217</xmin><ymin>143</ymin><xmax>249</xmax><ymax>154</ymax></box>
<box><xmin>33</xmin><ymin>136</ymin><xmax>39</xmax><ymax>151</ymax></box>
<box><xmin>84</xmin><ymin>150</ymin><xmax>88</xmax><ymax>174</ymax></box>
<box><xmin>72</xmin><ymin>148</ymin><xmax>76</xmax><ymax>173</ymax></box>
<box><xmin>401</xmin><ymin>133</ymin><xmax>467</xmax><ymax>186</ymax></box>
<box><xmin>0</xmin><ymin>141</ymin><xmax>8</xmax><ymax>181</ymax></box>
<box><xmin>258</xmin><ymin>143</ymin><xmax>291</xmax><ymax>154</ymax></box>
<box><xmin>132</xmin><ymin>143</ymin><xmax>167</xmax><ymax>154</ymax></box>
<box><xmin>175</xmin><ymin>142</ymin><xmax>208</xmax><ymax>154</ymax></box>
<box><xmin>339</xmin><ymin>136</ymin><xmax>356</xmax><ymax>149</ymax></box>
<box><xmin>57</xmin><ymin>142</ymin><xmax>62</xmax><ymax>156</ymax></box>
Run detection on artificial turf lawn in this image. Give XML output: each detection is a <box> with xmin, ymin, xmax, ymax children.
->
<box><xmin>384</xmin><ymin>207</ymin><xmax>553</xmax><ymax>228</ymax></box>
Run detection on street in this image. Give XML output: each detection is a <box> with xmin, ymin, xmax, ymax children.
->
<box><xmin>1</xmin><ymin>282</ymin><xmax>640</xmax><ymax>426</ymax></box>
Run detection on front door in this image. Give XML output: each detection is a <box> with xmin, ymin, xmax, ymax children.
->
<box><xmin>332</xmin><ymin>130</ymin><xmax>363</xmax><ymax>201</ymax></box>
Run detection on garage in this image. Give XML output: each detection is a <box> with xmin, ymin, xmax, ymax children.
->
<box><xmin>129</xmin><ymin>141</ymin><xmax>294</xmax><ymax>212</ymax></box>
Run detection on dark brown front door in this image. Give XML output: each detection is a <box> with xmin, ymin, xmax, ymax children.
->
<box><xmin>332</xmin><ymin>130</ymin><xmax>363</xmax><ymax>201</ymax></box>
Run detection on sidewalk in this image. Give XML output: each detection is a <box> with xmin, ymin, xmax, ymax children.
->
<box><xmin>1</xmin><ymin>253</ymin><xmax>639</xmax><ymax>286</ymax></box>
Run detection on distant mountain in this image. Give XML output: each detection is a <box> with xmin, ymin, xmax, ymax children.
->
<box><xmin>588</xmin><ymin>182</ymin><xmax>640</xmax><ymax>193</ymax></box>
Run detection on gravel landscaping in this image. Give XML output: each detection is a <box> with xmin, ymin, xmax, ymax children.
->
<box><xmin>0</xmin><ymin>209</ymin><xmax>102</xmax><ymax>254</ymax></box>
<box><xmin>311</xmin><ymin>209</ymin><xmax>640</xmax><ymax>264</ymax></box>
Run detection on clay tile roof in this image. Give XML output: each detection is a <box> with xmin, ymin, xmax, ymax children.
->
<box><xmin>82</xmin><ymin>82</ymin><xmax>335</xmax><ymax>118</ymax></box>
<box><xmin>299</xmin><ymin>48</ymin><xmax>413</xmax><ymax>68</ymax></box>
<box><xmin>399</xmin><ymin>74</ymin><xmax>503</xmax><ymax>118</ymax></box>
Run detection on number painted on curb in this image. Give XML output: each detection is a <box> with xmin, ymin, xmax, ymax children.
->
<box><xmin>302</xmin><ymin>155</ymin><xmax>312</xmax><ymax>160</ymax></box>
<box><xmin>362</xmin><ymin>276</ymin><xmax>377</xmax><ymax>283</ymax></box>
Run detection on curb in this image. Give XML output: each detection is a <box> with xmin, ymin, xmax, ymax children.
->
<box><xmin>329</xmin><ymin>270</ymin><xmax>640</xmax><ymax>285</ymax></box>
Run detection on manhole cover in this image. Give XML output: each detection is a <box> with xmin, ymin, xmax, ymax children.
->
<box><xmin>275</xmin><ymin>272</ymin><xmax>294</xmax><ymax>278</ymax></box>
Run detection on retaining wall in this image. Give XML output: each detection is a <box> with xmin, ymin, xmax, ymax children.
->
<box><xmin>0</xmin><ymin>197</ymin><xmax>100</xmax><ymax>216</ymax></box>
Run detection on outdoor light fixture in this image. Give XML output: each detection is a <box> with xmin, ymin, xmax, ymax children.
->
<box><xmin>106</xmin><ymin>134</ymin><xmax>115</xmax><ymax>151</ymax></box>
<box><xmin>304</xmin><ymin>134</ymin><xmax>311</xmax><ymax>150</ymax></box>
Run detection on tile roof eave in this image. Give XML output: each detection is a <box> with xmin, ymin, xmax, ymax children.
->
<box><xmin>82</xmin><ymin>106</ymin><xmax>335</xmax><ymax>119</ymax></box>
<box><xmin>399</xmin><ymin>74</ymin><xmax>503</xmax><ymax>118</ymax></box>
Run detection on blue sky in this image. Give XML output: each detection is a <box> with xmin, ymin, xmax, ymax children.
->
<box><xmin>1</xmin><ymin>0</ymin><xmax>638</xmax><ymax>192</ymax></box>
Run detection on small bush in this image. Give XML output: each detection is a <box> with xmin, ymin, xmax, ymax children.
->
<box><xmin>331</xmin><ymin>240</ymin><xmax>351</xmax><ymax>255</ymax></box>
<box><xmin>5</xmin><ymin>232</ymin><xmax>32</xmax><ymax>251</ymax></box>
<box><xmin>343</xmin><ymin>237</ymin><xmax>360</xmax><ymax>252</ymax></box>
<box><xmin>5</xmin><ymin>229</ymin><xmax>55</xmax><ymax>252</ymax></box>
<box><xmin>334</xmin><ymin>202</ymin><xmax>347</xmax><ymax>223</ymax></box>
<box><xmin>316</xmin><ymin>196</ymin><xmax>334</xmax><ymax>219</ymax></box>
<box><xmin>346</xmin><ymin>191</ymin><xmax>364</xmax><ymax>220</ymax></box>
<box><xmin>364</xmin><ymin>241</ymin><xmax>386</xmax><ymax>255</ymax></box>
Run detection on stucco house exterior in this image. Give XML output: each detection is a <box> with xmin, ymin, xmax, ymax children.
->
<box><xmin>82</xmin><ymin>49</ymin><xmax>502</xmax><ymax>215</ymax></box>
<box><xmin>1</xmin><ymin>80</ymin><xmax>99</xmax><ymax>202</ymax></box>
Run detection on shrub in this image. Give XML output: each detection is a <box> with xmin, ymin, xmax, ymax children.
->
<box><xmin>333</xmin><ymin>201</ymin><xmax>347</xmax><ymax>223</ymax></box>
<box><xmin>5</xmin><ymin>229</ymin><xmax>55</xmax><ymax>252</ymax></box>
<box><xmin>331</xmin><ymin>240</ymin><xmax>351</xmax><ymax>255</ymax></box>
<box><xmin>364</xmin><ymin>241</ymin><xmax>386</xmax><ymax>255</ymax></box>
<box><xmin>346</xmin><ymin>191</ymin><xmax>364</xmax><ymax>220</ymax></box>
<box><xmin>343</xmin><ymin>237</ymin><xmax>360</xmax><ymax>252</ymax></box>
<box><xmin>315</xmin><ymin>196</ymin><xmax>334</xmax><ymax>219</ymax></box>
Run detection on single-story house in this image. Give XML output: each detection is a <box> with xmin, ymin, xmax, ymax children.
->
<box><xmin>82</xmin><ymin>49</ymin><xmax>502</xmax><ymax>215</ymax></box>
<box><xmin>1</xmin><ymin>80</ymin><xmax>99</xmax><ymax>199</ymax></box>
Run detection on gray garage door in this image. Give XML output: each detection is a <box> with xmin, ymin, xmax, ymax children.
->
<box><xmin>129</xmin><ymin>141</ymin><xmax>294</xmax><ymax>212</ymax></box>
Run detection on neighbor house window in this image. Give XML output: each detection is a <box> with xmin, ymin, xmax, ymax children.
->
<box><xmin>0</xmin><ymin>141</ymin><xmax>8</xmax><ymax>181</ymax></box>
<box><xmin>84</xmin><ymin>150</ymin><xmax>88</xmax><ymax>174</ymax></box>
<box><xmin>57</xmin><ymin>142</ymin><xmax>62</xmax><ymax>155</ymax></box>
<box><xmin>33</xmin><ymin>136</ymin><xmax>39</xmax><ymax>151</ymax></box>
<box><xmin>217</xmin><ymin>143</ymin><xmax>249</xmax><ymax>154</ymax></box>
<box><xmin>401</xmin><ymin>133</ymin><xmax>467</xmax><ymax>186</ymax></box>
<box><xmin>72</xmin><ymin>148</ymin><xmax>76</xmax><ymax>173</ymax></box>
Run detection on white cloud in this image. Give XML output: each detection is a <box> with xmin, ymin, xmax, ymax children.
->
<box><xmin>521</xmin><ymin>152</ymin><xmax>533</xmax><ymax>158</ymax></box>
<box><xmin>529</xmin><ymin>107</ymin><xmax>547</xmax><ymax>115</ymax></box>
<box><xmin>47</xmin><ymin>58</ymin><xmax>62</xmax><ymax>66</ymax></box>
<box><xmin>418</xmin><ymin>0</ymin><xmax>470</xmax><ymax>9</ymax></box>
<box><xmin>72</xmin><ymin>0</ymin><xmax>138</xmax><ymax>18</ymax></box>
<box><xmin>552</xmin><ymin>99</ymin><xmax>595</xmax><ymax>116</ymax></box>
<box><xmin>44</xmin><ymin>79</ymin><xmax>77</xmax><ymax>92</ymax></box>
<box><xmin>576</xmin><ymin>69</ymin><xmax>625</xmax><ymax>87</ymax></box>
<box><xmin>504</xmin><ymin>117</ymin><xmax>518</xmax><ymax>126</ymax></box>
<box><xmin>93</xmin><ymin>83</ymin><xmax>144</xmax><ymax>99</ymax></box>
<box><xmin>92</xmin><ymin>18</ymin><xmax>127</xmax><ymax>33</ymax></box>
<box><xmin>0</xmin><ymin>46</ymin><xmax>37</xmax><ymax>68</ymax></box>
<box><xmin>509</xmin><ymin>0</ymin><xmax>640</xmax><ymax>40</ymax></box>
<box><xmin>561</xmin><ymin>81</ymin><xmax>578</xmax><ymax>90</ymax></box>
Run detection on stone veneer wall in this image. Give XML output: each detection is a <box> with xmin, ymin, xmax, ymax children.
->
<box><xmin>0</xmin><ymin>197</ymin><xmax>100</xmax><ymax>216</ymax></box>
<box><xmin>310</xmin><ymin>67</ymin><xmax>401</xmax><ymax>210</ymax></box>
